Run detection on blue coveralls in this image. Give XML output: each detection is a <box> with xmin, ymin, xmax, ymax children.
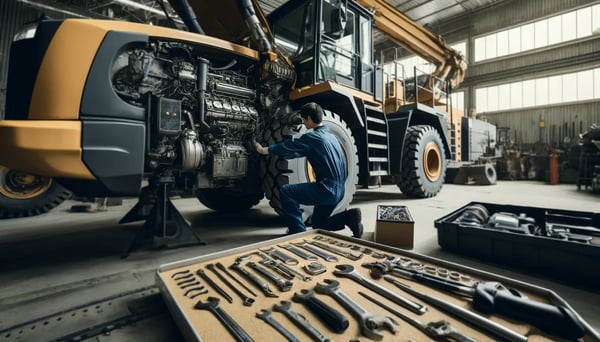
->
<box><xmin>269</xmin><ymin>126</ymin><xmax>347</xmax><ymax>234</ymax></box>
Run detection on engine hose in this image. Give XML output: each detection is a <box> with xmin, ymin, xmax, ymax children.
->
<box><xmin>239</xmin><ymin>0</ymin><xmax>272</xmax><ymax>53</ymax></box>
<box><xmin>196</xmin><ymin>57</ymin><xmax>210</xmax><ymax>133</ymax></box>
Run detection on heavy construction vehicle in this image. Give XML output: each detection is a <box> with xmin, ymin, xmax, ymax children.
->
<box><xmin>0</xmin><ymin>0</ymin><xmax>465</xmax><ymax>244</ymax></box>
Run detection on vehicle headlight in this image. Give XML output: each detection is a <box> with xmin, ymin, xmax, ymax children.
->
<box><xmin>13</xmin><ymin>23</ymin><xmax>38</xmax><ymax>42</ymax></box>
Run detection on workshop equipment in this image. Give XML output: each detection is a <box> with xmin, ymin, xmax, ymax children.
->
<box><xmin>436</xmin><ymin>202</ymin><xmax>600</xmax><ymax>288</ymax></box>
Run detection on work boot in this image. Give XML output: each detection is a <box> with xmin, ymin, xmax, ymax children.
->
<box><xmin>346</xmin><ymin>208</ymin><xmax>363</xmax><ymax>238</ymax></box>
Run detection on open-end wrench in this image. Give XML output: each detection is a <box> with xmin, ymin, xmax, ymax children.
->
<box><xmin>278</xmin><ymin>244</ymin><xmax>318</xmax><ymax>261</ymax></box>
<box><xmin>216</xmin><ymin>262</ymin><xmax>258</xmax><ymax>297</ymax></box>
<box><xmin>292</xmin><ymin>289</ymin><xmax>349</xmax><ymax>333</ymax></box>
<box><xmin>247</xmin><ymin>261</ymin><xmax>294</xmax><ymax>292</ymax></box>
<box><xmin>314</xmin><ymin>279</ymin><xmax>397</xmax><ymax>341</ymax></box>
<box><xmin>260</xmin><ymin>247</ymin><xmax>299</xmax><ymax>265</ymax></box>
<box><xmin>194</xmin><ymin>297</ymin><xmax>254</xmax><ymax>342</ymax></box>
<box><xmin>291</xmin><ymin>242</ymin><xmax>339</xmax><ymax>262</ymax></box>
<box><xmin>276</xmin><ymin>262</ymin><xmax>313</xmax><ymax>282</ymax></box>
<box><xmin>359</xmin><ymin>291</ymin><xmax>478</xmax><ymax>342</ymax></box>
<box><xmin>333</xmin><ymin>264</ymin><xmax>427</xmax><ymax>315</ymax></box>
<box><xmin>230</xmin><ymin>261</ymin><xmax>278</xmax><ymax>298</ymax></box>
<box><xmin>307</xmin><ymin>240</ymin><xmax>363</xmax><ymax>261</ymax></box>
<box><xmin>256</xmin><ymin>309</ymin><xmax>301</xmax><ymax>342</ymax></box>
<box><xmin>260</xmin><ymin>257</ymin><xmax>296</xmax><ymax>279</ymax></box>
<box><xmin>206</xmin><ymin>264</ymin><xmax>255</xmax><ymax>306</ymax></box>
<box><xmin>273</xmin><ymin>301</ymin><xmax>332</xmax><ymax>342</ymax></box>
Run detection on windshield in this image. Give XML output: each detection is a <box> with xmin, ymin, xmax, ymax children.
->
<box><xmin>270</xmin><ymin>0</ymin><xmax>316</xmax><ymax>58</ymax></box>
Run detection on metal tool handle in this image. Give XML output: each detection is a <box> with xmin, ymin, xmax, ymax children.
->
<box><xmin>278</xmin><ymin>244</ymin><xmax>317</xmax><ymax>260</ymax></box>
<box><xmin>473</xmin><ymin>282</ymin><xmax>585</xmax><ymax>340</ymax></box>
<box><xmin>231</xmin><ymin>262</ymin><xmax>278</xmax><ymax>297</ymax></box>
<box><xmin>261</xmin><ymin>247</ymin><xmax>299</xmax><ymax>265</ymax></box>
<box><xmin>293</xmin><ymin>292</ymin><xmax>349</xmax><ymax>333</ymax></box>
<box><xmin>385</xmin><ymin>277</ymin><xmax>528</xmax><ymax>342</ymax></box>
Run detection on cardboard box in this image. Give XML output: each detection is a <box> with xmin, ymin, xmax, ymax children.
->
<box><xmin>375</xmin><ymin>205</ymin><xmax>414</xmax><ymax>249</ymax></box>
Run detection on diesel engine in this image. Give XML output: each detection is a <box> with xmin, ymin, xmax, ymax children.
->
<box><xmin>111</xmin><ymin>40</ymin><xmax>260</xmax><ymax>188</ymax></box>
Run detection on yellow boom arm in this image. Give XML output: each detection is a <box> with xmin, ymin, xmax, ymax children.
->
<box><xmin>357</xmin><ymin>0</ymin><xmax>467</xmax><ymax>88</ymax></box>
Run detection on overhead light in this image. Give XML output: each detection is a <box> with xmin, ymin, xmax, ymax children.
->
<box><xmin>112</xmin><ymin>0</ymin><xmax>166</xmax><ymax>17</ymax></box>
<box><xmin>17</xmin><ymin>0</ymin><xmax>89</xmax><ymax>18</ymax></box>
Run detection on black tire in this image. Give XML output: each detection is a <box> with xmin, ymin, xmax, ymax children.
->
<box><xmin>260</xmin><ymin>108</ymin><xmax>359</xmax><ymax>223</ymax></box>
<box><xmin>0</xmin><ymin>166</ymin><xmax>72</xmax><ymax>219</ymax></box>
<box><xmin>196</xmin><ymin>188</ymin><xmax>264</xmax><ymax>212</ymax></box>
<box><xmin>398</xmin><ymin>125</ymin><xmax>446</xmax><ymax>198</ymax></box>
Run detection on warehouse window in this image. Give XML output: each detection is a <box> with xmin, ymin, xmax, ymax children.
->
<box><xmin>474</xmin><ymin>4</ymin><xmax>600</xmax><ymax>62</ymax></box>
<box><xmin>475</xmin><ymin>67</ymin><xmax>600</xmax><ymax>113</ymax></box>
<box><xmin>450</xmin><ymin>91</ymin><xmax>465</xmax><ymax>112</ymax></box>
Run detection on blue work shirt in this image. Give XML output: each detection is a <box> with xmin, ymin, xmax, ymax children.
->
<box><xmin>268</xmin><ymin>125</ymin><xmax>347</xmax><ymax>190</ymax></box>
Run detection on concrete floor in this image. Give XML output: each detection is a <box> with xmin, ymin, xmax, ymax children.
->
<box><xmin>0</xmin><ymin>180</ymin><xmax>598</xmax><ymax>340</ymax></box>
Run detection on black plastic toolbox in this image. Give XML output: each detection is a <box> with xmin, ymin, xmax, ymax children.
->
<box><xmin>435</xmin><ymin>202</ymin><xmax>600</xmax><ymax>288</ymax></box>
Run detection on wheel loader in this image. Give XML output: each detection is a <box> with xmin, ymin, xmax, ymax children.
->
<box><xmin>0</xmin><ymin>0</ymin><xmax>466</xmax><ymax>244</ymax></box>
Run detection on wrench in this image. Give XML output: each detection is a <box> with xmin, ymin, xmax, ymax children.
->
<box><xmin>247</xmin><ymin>261</ymin><xmax>294</xmax><ymax>292</ymax></box>
<box><xmin>333</xmin><ymin>264</ymin><xmax>427</xmax><ymax>315</ymax></box>
<box><xmin>256</xmin><ymin>309</ymin><xmax>301</xmax><ymax>342</ymax></box>
<box><xmin>276</xmin><ymin>262</ymin><xmax>313</xmax><ymax>282</ymax></box>
<box><xmin>307</xmin><ymin>240</ymin><xmax>363</xmax><ymax>261</ymax></box>
<box><xmin>278</xmin><ymin>244</ymin><xmax>318</xmax><ymax>261</ymax></box>
<box><xmin>291</xmin><ymin>242</ymin><xmax>339</xmax><ymax>262</ymax></box>
<box><xmin>230</xmin><ymin>261</ymin><xmax>278</xmax><ymax>297</ymax></box>
<box><xmin>273</xmin><ymin>300</ymin><xmax>332</xmax><ymax>342</ymax></box>
<box><xmin>359</xmin><ymin>291</ymin><xmax>478</xmax><ymax>342</ymax></box>
<box><xmin>206</xmin><ymin>264</ymin><xmax>256</xmax><ymax>306</ymax></box>
<box><xmin>314</xmin><ymin>279</ymin><xmax>397</xmax><ymax>340</ymax></box>
<box><xmin>292</xmin><ymin>289</ymin><xmax>349</xmax><ymax>333</ymax></box>
<box><xmin>194</xmin><ymin>297</ymin><xmax>254</xmax><ymax>342</ymax></box>
<box><xmin>260</xmin><ymin>257</ymin><xmax>296</xmax><ymax>279</ymax></box>
<box><xmin>260</xmin><ymin>247</ymin><xmax>299</xmax><ymax>265</ymax></box>
<box><xmin>216</xmin><ymin>262</ymin><xmax>258</xmax><ymax>297</ymax></box>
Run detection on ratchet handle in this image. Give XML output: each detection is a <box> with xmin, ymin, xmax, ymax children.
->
<box><xmin>473</xmin><ymin>282</ymin><xmax>585</xmax><ymax>340</ymax></box>
<box><xmin>293</xmin><ymin>293</ymin><xmax>349</xmax><ymax>333</ymax></box>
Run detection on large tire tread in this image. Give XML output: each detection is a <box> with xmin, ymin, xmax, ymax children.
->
<box><xmin>0</xmin><ymin>182</ymin><xmax>72</xmax><ymax>219</ymax></box>
<box><xmin>398</xmin><ymin>125</ymin><xmax>446</xmax><ymax>198</ymax></box>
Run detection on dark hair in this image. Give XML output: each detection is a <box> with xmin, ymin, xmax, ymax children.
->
<box><xmin>299</xmin><ymin>102</ymin><xmax>323</xmax><ymax>124</ymax></box>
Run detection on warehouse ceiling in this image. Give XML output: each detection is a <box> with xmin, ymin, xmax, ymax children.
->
<box><xmin>17</xmin><ymin>0</ymin><xmax>506</xmax><ymax>47</ymax></box>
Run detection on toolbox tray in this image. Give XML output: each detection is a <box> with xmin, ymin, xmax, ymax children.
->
<box><xmin>156</xmin><ymin>230</ymin><xmax>598</xmax><ymax>341</ymax></box>
<box><xmin>435</xmin><ymin>202</ymin><xmax>600</xmax><ymax>288</ymax></box>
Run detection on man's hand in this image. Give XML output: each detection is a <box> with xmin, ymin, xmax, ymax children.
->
<box><xmin>255</xmin><ymin>142</ymin><xmax>268</xmax><ymax>155</ymax></box>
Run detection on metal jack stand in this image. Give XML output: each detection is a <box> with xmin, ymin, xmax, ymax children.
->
<box><xmin>120</xmin><ymin>175</ymin><xmax>204</xmax><ymax>258</ymax></box>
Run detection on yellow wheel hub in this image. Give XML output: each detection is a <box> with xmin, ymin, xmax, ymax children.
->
<box><xmin>423</xmin><ymin>142</ymin><xmax>442</xmax><ymax>181</ymax></box>
<box><xmin>0</xmin><ymin>166</ymin><xmax>52</xmax><ymax>200</ymax></box>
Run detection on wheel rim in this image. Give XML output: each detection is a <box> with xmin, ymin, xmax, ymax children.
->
<box><xmin>424</xmin><ymin>142</ymin><xmax>442</xmax><ymax>181</ymax></box>
<box><xmin>0</xmin><ymin>166</ymin><xmax>52</xmax><ymax>200</ymax></box>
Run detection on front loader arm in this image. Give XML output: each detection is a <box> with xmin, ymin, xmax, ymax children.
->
<box><xmin>357</xmin><ymin>0</ymin><xmax>467</xmax><ymax>89</ymax></box>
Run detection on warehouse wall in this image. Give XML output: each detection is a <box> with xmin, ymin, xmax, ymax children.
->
<box><xmin>433</xmin><ymin>0</ymin><xmax>600</xmax><ymax>146</ymax></box>
<box><xmin>483</xmin><ymin>101</ymin><xmax>600</xmax><ymax>149</ymax></box>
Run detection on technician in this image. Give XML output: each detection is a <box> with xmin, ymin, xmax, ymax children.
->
<box><xmin>255</xmin><ymin>102</ymin><xmax>363</xmax><ymax>237</ymax></box>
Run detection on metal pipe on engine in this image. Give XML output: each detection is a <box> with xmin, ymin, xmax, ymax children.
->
<box><xmin>239</xmin><ymin>0</ymin><xmax>272</xmax><ymax>53</ymax></box>
<box><xmin>196</xmin><ymin>57</ymin><xmax>210</xmax><ymax>133</ymax></box>
<box><xmin>214</xmin><ymin>82</ymin><xmax>255</xmax><ymax>98</ymax></box>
